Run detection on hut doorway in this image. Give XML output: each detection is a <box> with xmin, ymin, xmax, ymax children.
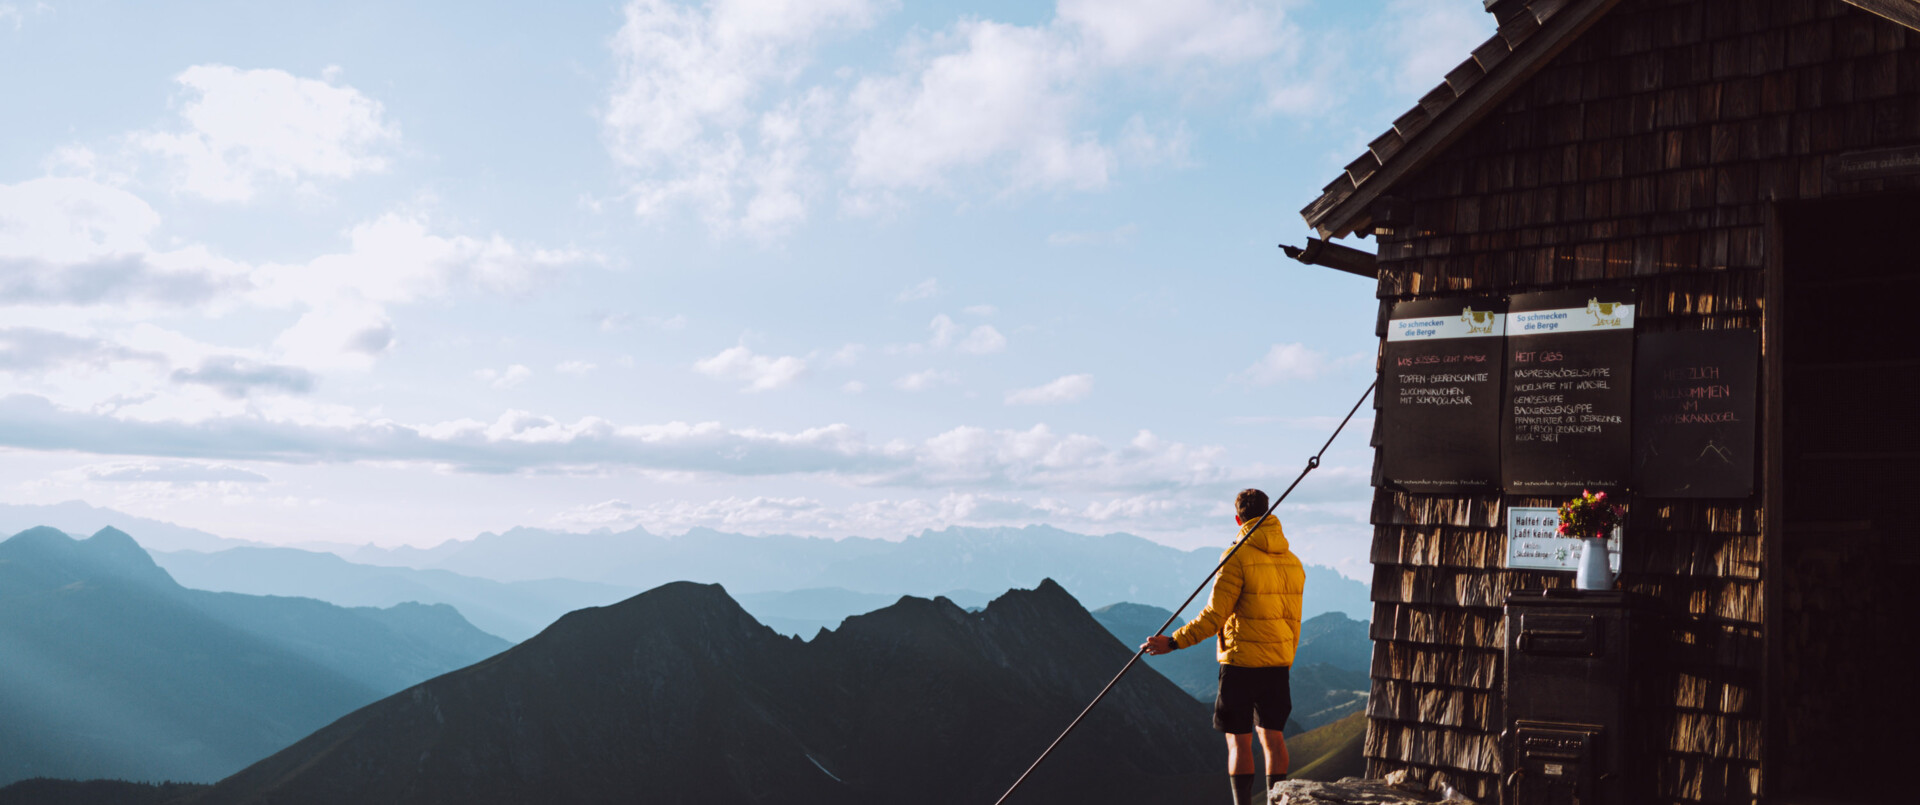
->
<box><xmin>1774</xmin><ymin>192</ymin><xmax>1920</xmax><ymax>802</ymax></box>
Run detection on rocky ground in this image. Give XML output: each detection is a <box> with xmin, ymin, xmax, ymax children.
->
<box><xmin>1270</xmin><ymin>776</ymin><xmax>1459</xmax><ymax>804</ymax></box>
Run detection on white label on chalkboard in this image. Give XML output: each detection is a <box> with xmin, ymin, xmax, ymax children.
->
<box><xmin>1387</xmin><ymin>309</ymin><xmax>1506</xmax><ymax>341</ymax></box>
<box><xmin>1505</xmin><ymin>506</ymin><xmax>1622</xmax><ymax>573</ymax></box>
<box><xmin>1510</xmin><ymin>302</ymin><xmax>1636</xmax><ymax>335</ymax></box>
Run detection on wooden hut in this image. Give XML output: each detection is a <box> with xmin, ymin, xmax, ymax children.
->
<box><xmin>1290</xmin><ymin>1</ymin><xmax>1920</xmax><ymax>802</ymax></box>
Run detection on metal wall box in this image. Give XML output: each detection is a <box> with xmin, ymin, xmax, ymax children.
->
<box><xmin>1503</xmin><ymin>590</ymin><xmax>1660</xmax><ymax>805</ymax></box>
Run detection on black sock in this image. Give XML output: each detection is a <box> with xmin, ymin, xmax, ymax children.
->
<box><xmin>1230</xmin><ymin>773</ymin><xmax>1258</xmax><ymax>805</ymax></box>
<box><xmin>1268</xmin><ymin>772</ymin><xmax>1287</xmax><ymax>792</ymax></box>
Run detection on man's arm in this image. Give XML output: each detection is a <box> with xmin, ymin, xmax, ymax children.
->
<box><xmin>1164</xmin><ymin>551</ymin><xmax>1245</xmax><ymax>651</ymax></box>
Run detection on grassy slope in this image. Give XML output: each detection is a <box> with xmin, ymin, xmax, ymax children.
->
<box><xmin>1284</xmin><ymin>710</ymin><xmax>1368</xmax><ymax>782</ymax></box>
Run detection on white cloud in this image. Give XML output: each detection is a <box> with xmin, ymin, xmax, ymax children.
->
<box><xmin>927</xmin><ymin>314</ymin><xmax>962</xmax><ymax>348</ymax></box>
<box><xmin>254</xmin><ymin>214</ymin><xmax>585</xmax><ymax>306</ymax></box>
<box><xmin>273</xmin><ymin>302</ymin><xmax>395</xmax><ymax>372</ymax></box>
<box><xmin>0</xmin><ymin>327</ymin><xmax>164</xmax><ymax>373</ymax></box>
<box><xmin>893</xmin><ymin>369</ymin><xmax>955</xmax><ymax>392</ymax></box>
<box><xmin>841</xmin><ymin>380</ymin><xmax>866</xmax><ymax>394</ymax></box>
<box><xmin>1055</xmin><ymin>0</ymin><xmax>1288</xmax><ymax>69</ymax></box>
<box><xmin>0</xmin><ymin>393</ymin><xmax>1266</xmax><ymax>498</ymax></box>
<box><xmin>955</xmin><ymin>324</ymin><xmax>1006</xmax><ymax>355</ymax></box>
<box><xmin>0</xmin><ymin>177</ymin><xmax>245</xmax><ymax>307</ymax></box>
<box><xmin>170</xmin><ymin>356</ymin><xmax>317</xmax><ymax>398</ymax></box>
<box><xmin>1118</xmin><ymin>115</ymin><xmax>1192</xmax><ymax>167</ymax></box>
<box><xmin>598</xmin><ymin>0</ymin><xmax>1325</xmax><ymax>235</ymax></box>
<box><xmin>132</xmin><ymin>65</ymin><xmax>399</xmax><ymax>202</ymax></box>
<box><xmin>1005</xmin><ymin>373</ymin><xmax>1092</xmax><ymax>405</ymax></box>
<box><xmin>602</xmin><ymin>0</ymin><xmax>879</xmax><ymax>235</ymax></box>
<box><xmin>847</xmin><ymin>20</ymin><xmax>1108</xmax><ymax>197</ymax></box>
<box><xmin>923</xmin><ymin>314</ymin><xmax>1003</xmax><ymax>355</ymax></box>
<box><xmin>896</xmin><ymin>277</ymin><xmax>941</xmax><ymax>301</ymax></box>
<box><xmin>549</xmin><ymin>492</ymin><xmax>1067</xmax><ymax>538</ymax></box>
<box><xmin>962</xmin><ymin>304</ymin><xmax>996</xmax><ymax>316</ymax></box>
<box><xmin>1232</xmin><ymin>343</ymin><xmax>1353</xmax><ymax>386</ymax></box>
<box><xmin>475</xmin><ymin>365</ymin><xmax>532</xmax><ymax>389</ymax></box>
<box><xmin>80</xmin><ymin>460</ymin><xmax>270</xmax><ymax>484</ymax></box>
<box><xmin>693</xmin><ymin>344</ymin><xmax>808</xmax><ymax>392</ymax></box>
<box><xmin>828</xmin><ymin>343</ymin><xmax>866</xmax><ymax>366</ymax></box>
<box><xmin>556</xmin><ymin>360</ymin><xmax>598</xmax><ymax>375</ymax></box>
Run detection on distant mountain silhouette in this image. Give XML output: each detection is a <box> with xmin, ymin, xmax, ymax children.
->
<box><xmin>0</xmin><ymin>502</ymin><xmax>246</xmax><ymax>553</ymax></box>
<box><xmin>1090</xmin><ymin>603</ymin><xmax>1373</xmax><ymax>732</ymax></box>
<box><xmin>345</xmin><ymin>523</ymin><xmax>1375</xmax><ymax>619</ymax></box>
<box><xmin>1296</xmin><ymin>610</ymin><xmax>1374</xmax><ymax>674</ymax></box>
<box><xmin>0</xmin><ymin>526</ymin><xmax>509</xmax><ymax>786</ymax></box>
<box><xmin>153</xmin><ymin>546</ymin><xmax>637</xmax><ymax>642</ymax></box>
<box><xmin>186</xmin><ymin>580</ymin><xmax>1225</xmax><ymax>805</ymax></box>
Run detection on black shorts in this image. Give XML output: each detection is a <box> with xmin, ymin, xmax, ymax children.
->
<box><xmin>1214</xmin><ymin>664</ymin><xmax>1292</xmax><ymax>734</ymax></box>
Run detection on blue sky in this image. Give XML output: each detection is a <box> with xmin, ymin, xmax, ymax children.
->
<box><xmin>0</xmin><ymin>0</ymin><xmax>1493</xmax><ymax>578</ymax></box>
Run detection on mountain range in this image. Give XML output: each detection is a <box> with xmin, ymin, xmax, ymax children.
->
<box><xmin>182</xmin><ymin>579</ymin><xmax>1225</xmax><ymax>805</ymax></box>
<box><xmin>0</xmin><ymin>502</ymin><xmax>249</xmax><ymax>554</ymax></box>
<box><xmin>151</xmin><ymin>546</ymin><xmax>638</xmax><ymax>643</ymax></box>
<box><xmin>151</xmin><ymin>522</ymin><xmax>1368</xmax><ymax>636</ymax></box>
<box><xmin>0</xmin><ymin>526</ymin><xmax>510</xmax><ymax>787</ymax></box>
<box><xmin>341</xmin><ymin>524</ymin><xmax>1374</xmax><ymax>622</ymax></box>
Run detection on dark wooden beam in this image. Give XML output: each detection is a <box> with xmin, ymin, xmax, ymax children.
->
<box><xmin>1280</xmin><ymin>238</ymin><xmax>1378</xmax><ymax>279</ymax></box>
<box><xmin>1760</xmin><ymin>201</ymin><xmax>1786</xmax><ymax>802</ymax></box>
<box><xmin>1842</xmin><ymin>0</ymin><xmax>1920</xmax><ymax>32</ymax></box>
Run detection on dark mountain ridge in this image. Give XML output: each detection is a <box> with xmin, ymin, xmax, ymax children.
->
<box><xmin>186</xmin><ymin>579</ymin><xmax>1224</xmax><ymax>805</ymax></box>
<box><xmin>0</xmin><ymin>526</ymin><xmax>509</xmax><ymax>786</ymax></box>
<box><xmin>342</xmin><ymin>522</ymin><xmax>1374</xmax><ymax>619</ymax></box>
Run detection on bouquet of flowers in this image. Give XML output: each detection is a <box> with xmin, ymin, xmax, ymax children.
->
<box><xmin>1557</xmin><ymin>490</ymin><xmax>1623</xmax><ymax>539</ymax></box>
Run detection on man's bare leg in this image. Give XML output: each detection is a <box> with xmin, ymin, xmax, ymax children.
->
<box><xmin>1226</xmin><ymin>733</ymin><xmax>1259</xmax><ymax>804</ymax></box>
<box><xmin>1227</xmin><ymin>732</ymin><xmax>1258</xmax><ymax>774</ymax></box>
<box><xmin>1259</xmin><ymin>724</ymin><xmax>1290</xmax><ymax>799</ymax></box>
<box><xmin>1258</xmin><ymin>725</ymin><xmax>1289</xmax><ymax>777</ymax></box>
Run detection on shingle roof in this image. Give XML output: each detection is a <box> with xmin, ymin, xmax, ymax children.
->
<box><xmin>1298</xmin><ymin>0</ymin><xmax>1920</xmax><ymax>240</ymax></box>
<box><xmin>1299</xmin><ymin>0</ymin><xmax>1625</xmax><ymax>239</ymax></box>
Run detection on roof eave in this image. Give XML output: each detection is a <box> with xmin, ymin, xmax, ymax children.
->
<box><xmin>1299</xmin><ymin>0</ymin><xmax>1626</xmax><ymax>240</ymax></box>
<box><xmin>1842</xmin><ymin>0</ymin><xmax>1920</xmax><ymax>32</ymax></box>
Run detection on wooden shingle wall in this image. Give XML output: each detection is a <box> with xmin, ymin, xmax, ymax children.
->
<box><xmin>1360</xmin><ymin>1</ymin><xmax>1920</xmax><ymax>802</ymax></box>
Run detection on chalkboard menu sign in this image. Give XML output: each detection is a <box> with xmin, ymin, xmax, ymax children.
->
<box><xmin>1501</xmin><ymin>288</ymin><xmax>1636</xmax><ymax>495</ymax></box>
<box><xmin>1631</xmin><ymin>329</ymin><xmax>1759</xmax><ymax>498</ymax></box>
<box><xmin>1381</xmin><ymin>297</ymin><xmax>1506</xmax><ymax>492</ymax></box>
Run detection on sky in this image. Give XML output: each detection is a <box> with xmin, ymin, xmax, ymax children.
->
<box><xmin>0</xmin><ymin>0</ymin><xmax>1494</xmax><ymax>580</ymax></box>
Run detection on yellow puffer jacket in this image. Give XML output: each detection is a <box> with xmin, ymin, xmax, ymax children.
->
<box><xmin>1169</xmin><ymin>515</ymin><xmax>1304</xmax><ymax>667</ymax></box>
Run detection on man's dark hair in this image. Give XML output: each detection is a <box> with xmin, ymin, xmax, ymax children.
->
<box><xmin>1235</xmin><ymin>488</ymin><xmax>1269</xmax><ymax>522</ymax></box>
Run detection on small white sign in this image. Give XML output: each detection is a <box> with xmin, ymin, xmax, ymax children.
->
<box><xmin>1506</xmin><ymin>506</ymin><xmax>1621</xmax><ymax>572</ymax></box>
<box><xmin>1509</xmin><ymin>302</ymin><xmax>1636</xmax><ymax>335</ymax></box>
<box><xmin>1387</xmin><ymin>309</ymin><xmax>1506</xmax><ymax>341</ymax></box>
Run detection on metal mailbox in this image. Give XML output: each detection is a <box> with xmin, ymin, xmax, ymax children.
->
<box><xmin>1503</xmin><ymin>590</ymin><xmax>1659</xmax><ymax>805</ymax></box>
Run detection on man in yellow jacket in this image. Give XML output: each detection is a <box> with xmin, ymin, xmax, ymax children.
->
<box><xmin>1143</xmin><ymin>488</ymin><xmax>1305</xmax><ymax>805</ymax></box>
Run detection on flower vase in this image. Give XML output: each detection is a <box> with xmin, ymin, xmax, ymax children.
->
<box><xmin>1575</xmin><ymin>536</ymin><xmax>1613</xmax><ymax>590</ymax></box>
